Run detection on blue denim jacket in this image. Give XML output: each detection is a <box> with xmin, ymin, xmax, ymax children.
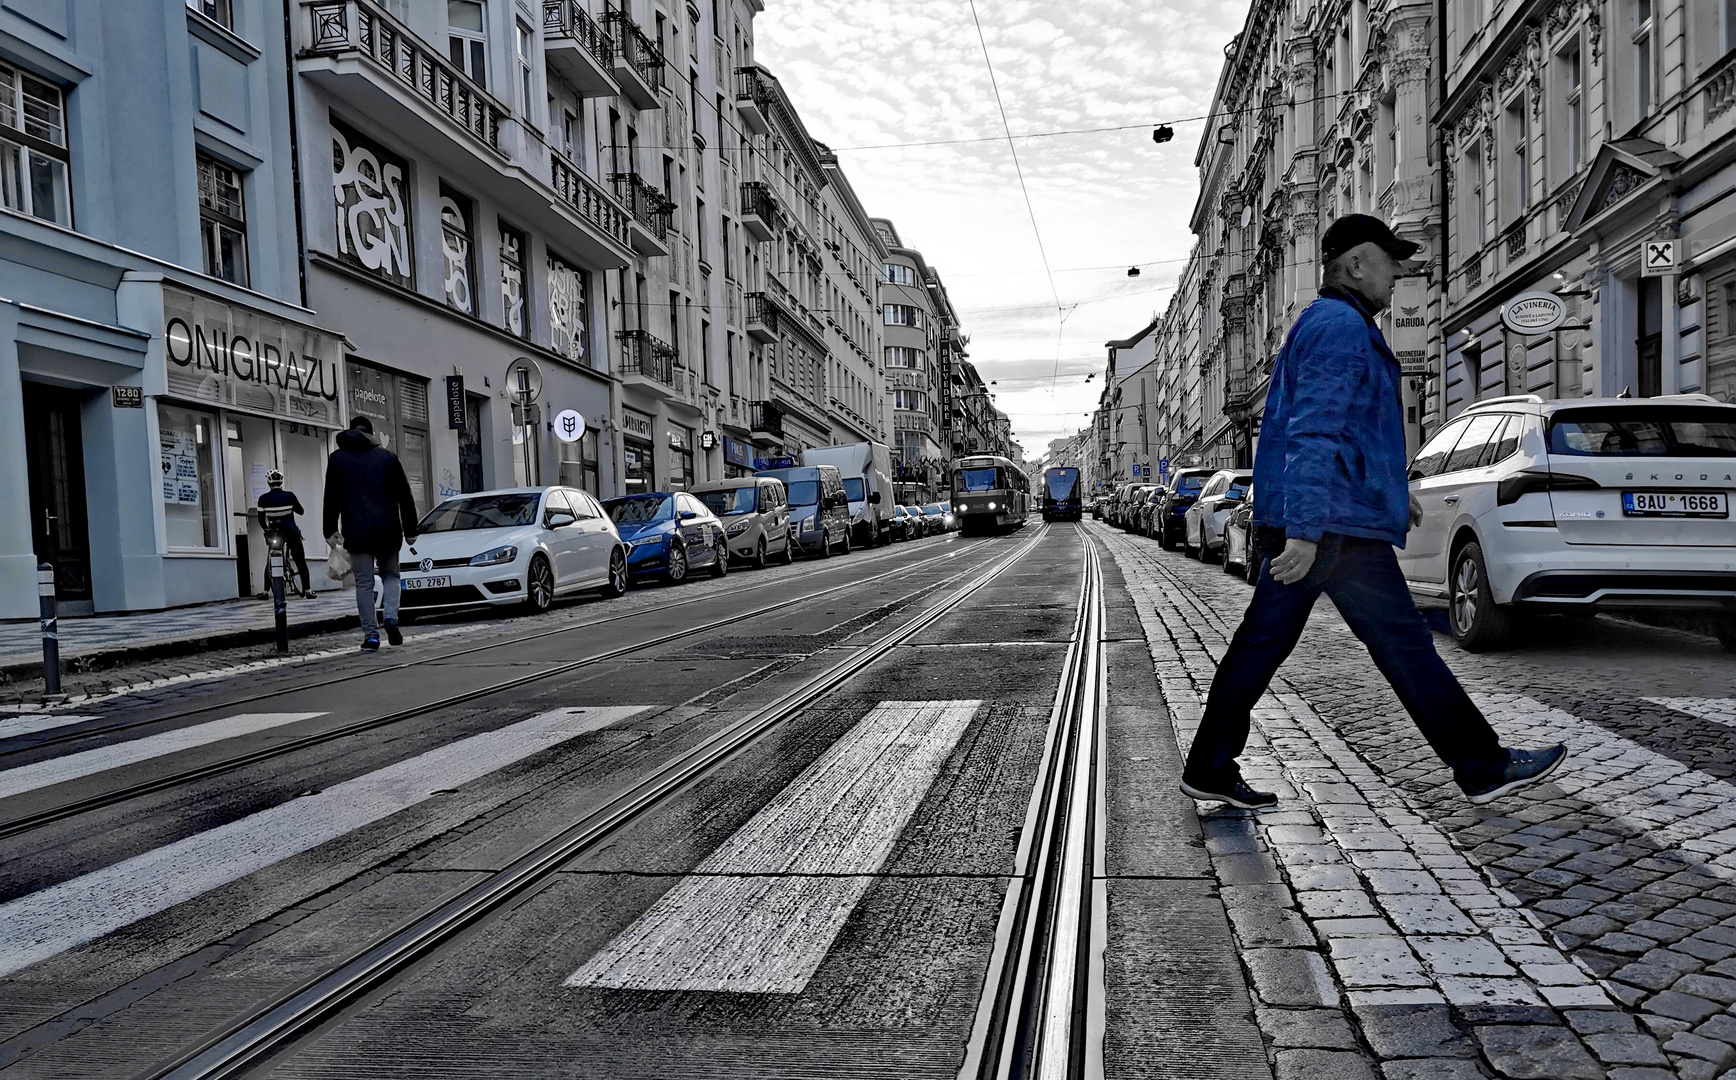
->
<box><xmin>1251</xmin><ymin>286</ymin><xmax>1411</xmax><ymax>547</ymax></box>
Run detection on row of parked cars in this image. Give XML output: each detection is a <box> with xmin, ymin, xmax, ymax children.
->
<box><xmin>1093</xmin><ymin>394</ymin><xmax>1736</xmax><ymax>653</ymax></box>
<box><xmin>391</xmin><ymin>471</ymin><xmax>959</xmax><ymax>619</ymax></box>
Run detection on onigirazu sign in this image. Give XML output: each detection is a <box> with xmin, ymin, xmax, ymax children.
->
<box><xmin>1501</xmin><ymin>291</ymin><xmax>1568</xmax><ymax>336</ymax></box>
<box><xmin>162</xmin><ymin>285</ymin><xmax>344</xmax><ymax>426</ymax></box>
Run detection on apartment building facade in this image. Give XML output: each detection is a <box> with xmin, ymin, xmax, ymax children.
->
<box><xmin>872</xmin><ymin>216</ymin><xmax>950</xmax><ymax>499</ymax></box>
<box><xmin>817</xmin><ymin>146</ymin><xmax>888</xmax><ymax>445</ymax></box>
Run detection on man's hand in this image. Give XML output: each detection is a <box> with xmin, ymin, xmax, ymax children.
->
<box><xmin>1409</xmin><ymin>492</ymin><xmax>1424</xmax><ymax>528</ymax></box>
<box><xmin>1269</xmin><ymin>538</ymin><xmax>1318</xmax><ymax>585</ymax></box>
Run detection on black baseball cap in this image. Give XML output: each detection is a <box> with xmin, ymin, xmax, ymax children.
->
<box><xmin>1320</xmin><ymin>213</ymin><xmax>1420</xmax><ymax>264</ymax></box>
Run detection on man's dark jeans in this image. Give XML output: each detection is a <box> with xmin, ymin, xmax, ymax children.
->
<box><xmin>1184</xmin><ymin>531</ymin><xmax>1505</xmax><ymax>790</ymax></box>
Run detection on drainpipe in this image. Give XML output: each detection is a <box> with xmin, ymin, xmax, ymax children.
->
<box><xmin>282</xmin><ymin>0</ymin><xmax>309</xmax><ymax>309</ymax></box>
<box><xmin>1435</xmin><ymin>0</ymin><xmax>1448</xmax><ymax>427</ymax></box>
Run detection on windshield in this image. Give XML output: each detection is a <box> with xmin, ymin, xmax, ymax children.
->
<box><xmin>843</xmin><ymin>478</ymin><xmax>866</xmax><ymax>502</ymax></box>
<box><xmin>1548</xmin><ymin>407</ymin><xmax>1736</xmax><ymax>457</ymax></box>
<box><xmin>698</xmin><ymin>487</ymin><xmax>756</xmax><ymax>516</ymax></box>
<box><xmin>419</xmin><ymin>493</ymin><xmax>541</xmax><ymax>532</ymax></box>
<box><xmin>605</xmin><ymin>495</ymin><xmax>674</xmax><ymax>524</ymax></box>
<box><xmin>923</xmin><ymin>504</ymin><xmax>942</xmax><ymax>514</ymax></box>
<box><xmin>956</xmin><ymin>467</ymin><xmax>1000</xmax><ymax>492</ymax></box>
<box><xmin>1175</xmin><ymin>475</ymin><xmax>1209</xmax><ymax>494</ymax></box>
<box><xmin>786</xmin><ymin>481</ymin><xmax>819</xmax><ymax>506</ymax></box>
<box><xmin>1045</xmin><ymin>469</ymin><xmax>1079</xmax><ymax>501</ymax></box>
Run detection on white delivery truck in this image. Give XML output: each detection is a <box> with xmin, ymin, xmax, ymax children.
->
<box><xmin>801</xmin><ymin>442</ymin><xmax>894</xmax><ymax>547</ymax></box>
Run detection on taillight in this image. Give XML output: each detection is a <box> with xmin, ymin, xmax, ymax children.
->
<box><xmin>1495</xmin><ymin>470</ymin><xmax>1600</xmax><ymax>506</ymax></box>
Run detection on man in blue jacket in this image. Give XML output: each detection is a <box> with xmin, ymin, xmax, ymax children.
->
<box><xmin>323</xmin><ymin>416</ymin><xmax>419</xmax><ymax>652</ymax></box>
<box><xmin>1179</xmin><ymin>215</ymin><xmax>1565</xmax><ymax>810</ymax></box>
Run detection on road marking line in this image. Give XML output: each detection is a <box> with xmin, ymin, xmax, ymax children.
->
<box><xmin>0</xmin><ymin>713</ymin><xmax>330</xmax><ymax>801</ymax></box>
<box><xmin>0</xmin><ymin>706</ymin><xmax>648</xmax><ymax>979</ymax></box>
<box><xmin>0</xmin><ymin>715</ymin><xmax>102</xmax><ymax>740</ymax></box>
<box><xmin>566</xmin><ymin>699</ymin><xmax>982</xmax><ymax>993</ymax></box>
<box><xmin>1646</xmin><ymin>697</ymin><xmax>1736</xmax><ymax>729</ymax></box>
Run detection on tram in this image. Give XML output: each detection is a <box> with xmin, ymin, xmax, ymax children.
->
<box><xmin>950</xmin><ymin>454</ymin><xmax>1030</xmax><ymax>535</ymax></box>
<box><xmin>1041</xmin><ymin>466</ymin><xmax>1082</xmax><ymax>522</ymax></box>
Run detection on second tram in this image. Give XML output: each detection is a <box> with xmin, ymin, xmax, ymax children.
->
<box><xmin>1041</xmin><ymin>466</ymin><xmax>1082</xmax><ymax>522</ymax></box>
<box><xmin>950</xmin><ymin>454</ymin><xmax>1030</xmax><ymax>535</ymax></box>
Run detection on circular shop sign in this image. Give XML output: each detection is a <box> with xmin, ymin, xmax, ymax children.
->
<box><xmin>1501</xmin><ymin>291</ymin><xmax>1567</xmax><ymax>336</ymax></box>
<box><xmin>552</xmin><ymin>409</ymin><xmax>586</xmax><ymax>443</ymax></box>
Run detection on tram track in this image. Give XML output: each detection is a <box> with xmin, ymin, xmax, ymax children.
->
<box><xmin>0</xmin><ymin>534</ymin><xmax>972</xmax><ymax>762</ymax></box>
<box><xmin>0</xmin><ymin>533</ymin><xmax>1008</xmax><ymax>842</ymax></box>
<box><xmin>134</xmin><ymin>522</ymin><xmax>1054</xmax><ymax>1080</ymax></box>
<box><xmin>960</xmin><ymin>529</ymin><xmax>1106</xmax><ymax>1080</ymax></box>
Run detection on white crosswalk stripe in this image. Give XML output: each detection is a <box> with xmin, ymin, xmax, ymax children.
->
<box><xmin>0</xmin><ymin>705</ymin><xmax>648</xmax><ymax>979</ymax></box>
<box><xmin>567</xmin><ymin>699</ymin><xmax>982</xmax><ymax>993</ymax></box>
<box><xmin>0</xmin><ymin>713</ymin><xmax>327</xmax><ymax>800</ymax></box>
<box><xmin>0</xmin><ymin>715</ymin><xmax>102</xmax><ymax>740</ymax></box>
<box><xmin>1646</xmin><ymin>697</ymin><xmax>1736</xmax><ymax>729</ymax></box>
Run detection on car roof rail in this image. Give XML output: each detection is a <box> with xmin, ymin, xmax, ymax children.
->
<box><xmin>1651</xmin><ymin>393</ymin><xmax>1722</xmax><ymax>403</ymax></box>
<box><xmin>1465</xmin><ymin>394</ymin><xmax>1545</xmax><ymax>410</ymax></box>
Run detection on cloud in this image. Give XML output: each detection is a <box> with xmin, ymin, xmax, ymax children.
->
<box><xmin>755</xmin><ymin>0</ymin><xmax>1249</xmax><ymax>452</ymax></box>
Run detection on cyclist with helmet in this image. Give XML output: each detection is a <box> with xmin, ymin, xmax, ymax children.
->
<box><xmin>257</xmin><ymin>469</ymin><xmax>313</xmax><ymax>597</ymax></box>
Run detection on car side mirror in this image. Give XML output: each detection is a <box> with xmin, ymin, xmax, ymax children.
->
<box><xmin>869</xmin><ymin>491</ymin><xmax>882</xmax><ymax>504</ymax></box>
<box><xmin>679</xmin><ymin>509</ymin><xmax>698</xmax><ymax>520</ymax></box>
<box><xmin>545</xmin><ymin>511</ymin><xmax>576</xmax><ymax>528</ymax></box>
<box><xmin>1407</xmin><ymin>468</ymin><xmax>1425</xmax><ymax>482</ymax></box>
<box><xmin>1223</xmin><ymin>491</ymin><xmax>1243</xmax><ymax>502</ymax></box>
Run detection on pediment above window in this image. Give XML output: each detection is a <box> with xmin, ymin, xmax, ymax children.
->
<box><xmin>1564</xmin><ymin>137</ymin><xmax>1682</xmax><ymax>235</ymax></box>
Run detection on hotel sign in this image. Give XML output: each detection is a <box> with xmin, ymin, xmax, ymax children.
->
<box><xmin>161</xmin><ymin>285</ymin><xmax>343</xmax><ymax>426</ymax></box>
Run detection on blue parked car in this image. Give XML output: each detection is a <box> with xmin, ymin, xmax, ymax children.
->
<box><xmin>603</xmin><ymin>491</ymin><xmax>730</xmax><ymax>584</ymax></box>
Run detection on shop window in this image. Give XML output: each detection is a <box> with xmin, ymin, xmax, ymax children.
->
<box><xmin>448</xmin><ymin>0</ymin><xmax>487</xmax><ymax>89</ymax></box>
<box><xmin>500</xmin><ymin>222</ymin><xmax>526</xmax><ymax>337</ymax></box>
<box><xmin>439</xmin><ymin>185</ymin><xmax>476</xmax><ymax>315</ymax></box>
<box><xmin>549</xmin><ymin>253</ymin><xmax>589</xmax><ymax>362</ymax></box>
<box><xmin>331</xmin><ymin>120</ymin><xmax>412</xmax><ymax>286</ymax></box>
<box><xmin>558</xmin><ymin>428</ymin><xmax>600</xmax><ymax>495</ymax></box>
<box><xmin>668</xmin><ymin>423</ymin><xmax>695</xmax><ymax>489</ymax></box>
<box><xmin>197</xmin><ymin>154</ymin><xmax>248</xmax><ymax>287</ymax></box>
<box><xmin>187</xmin><ymin>0</ymin><xmax>233</xmax><ymax>29</ymax></box>
<box><xmin>346</xmin><ymin>359</ymin><xmax>433</xmax><ymax>514</ymax></box>
<box><xmin>158</xmin><ymin>403</ymin><xmax>222</xmax><ymax>549</ymax></box>
<box><xmin>0</xmin><ymin>62</ymin><xmax>69</xmax><ymax>226</ymax></box>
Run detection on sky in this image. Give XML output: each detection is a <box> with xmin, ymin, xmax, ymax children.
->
<box><xmin>755</xmin><ymin>0</ymin><xmax>1253</xmax><ymax>459</ymax></box>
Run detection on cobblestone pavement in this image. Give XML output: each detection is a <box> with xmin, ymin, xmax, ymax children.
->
<box><xmin>0</xmin><ymin>590</ymin><xmax>356</xmax><ymax>668</ymax></box>
<box><xmin>1091</xmin><ymin>520</ymin><xmax>1736</xmax><ymax>1080</ymax></box>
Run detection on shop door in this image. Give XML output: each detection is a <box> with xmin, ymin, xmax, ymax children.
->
<box><xmin>460</xmin><ymin>394</ymin><xmax>485</xmax><ymax>493</ymax></box>
<box><xmin>1637</xmin><ymin>276</ymin><xmax>1662</xmax><ymax>398</ymax></box>
<box><xmin>22</xmin><ymin>384</ymin><xmax>92</xmax><ymax>603</ymax></box>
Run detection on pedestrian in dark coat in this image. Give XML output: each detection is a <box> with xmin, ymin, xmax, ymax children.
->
<box><xmin>1178</xmin><ymin>214</ymin><xmax>1567</xmax><ymax>810</ymax></box>
<box><xmin>323</xmin><ymin>416</ymin><xmax>419</xmax><ymax>651</ymax></box>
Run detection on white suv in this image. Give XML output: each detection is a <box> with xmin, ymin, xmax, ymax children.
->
<box><xmin>1400</xmin><ymin>394</ymin><xmax>1736</xmax><ymax>651</ymax></box>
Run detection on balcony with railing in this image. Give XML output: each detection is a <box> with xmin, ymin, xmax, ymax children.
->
<box><xmin>734</xmin><ymin>66</ymin><xmax>773</xmax><ymax>135</ymax></box>
<box><xmin>749</xmin><ymin>399</ymin><xmax>785</xmax><ymax>441</ymax></box>
<box><xmin>744</xmin><ymin>291</ymin><xmax>779</xmax><ymax>344</ymax></box>
<box><xmin>739</xmin><ymin>181</ymin><xmax>781</xmax><ymax>242</ymax></box>
<box><xmin>617</xmin><ymin>329</ymin><xmax>679</xmax><ymax>393</ymax></box>
<box><xmin>302</xmin><ymin>0</ymin><xmax>506</xmax><ymax>157</ymax></box>
<box><xmin>608</xmin><ymin>172</ymin><xmax>672</xmax><ymax>256</ymax></box>
<box><xmin>542</xmin><ymin>0</ymin><xmax>617</xmax><ymax>97</ymax></box>
<box><xmin>551</xmin><ymin>156</ymin><xmax>632</xmax><ymax>254</ymax></box>
<box><xmin>603</xmin><ymin>7</ymin><xmax>664</xmax><ymax>110</ymax></box>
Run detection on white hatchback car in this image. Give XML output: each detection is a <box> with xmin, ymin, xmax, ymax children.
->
<box><xmin>1184</xmin><ymin>469</ymin><xmax>1253</xmax><ymax>561</ymax></box>
<box><xmin>397</xmin><ymin>487</ymin><xmax>628</xmax><ymax>614</ymax></box>
<box><xmin>1400</xmin><ymin>395</ymin><xmax>1736</xmax><ymax>650</ymax></box>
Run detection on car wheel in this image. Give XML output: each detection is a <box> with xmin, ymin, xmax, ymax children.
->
<box><xmin>1221</xmin><ymin>527</ymin><xmax>1238</xmax><ymax>575</ymax></box>
<box><xmin>1182</xmin><ymin>525</ymin><xmax>1197</xmax><ymax>559</ymax></box>
<box><xmin>1160</xmin><ymin>523</ymin><xmax>1178</xmax><ymax>551</ymax></box>
<box><xmin>525</xmin><ymin>555</ymin><xmax>555</xmax><ymax>613</ymax></box>
<box><xmin>712</xmin><ymin>539</ymin><xmax>730</xmax><ymax>577</ymax></box>
<box><xmin>1716</xmin><ymin>615</ymin><xmax>1736</xmax><ymax>653</ymax></box>
<box><xmin>666</xmin><ymin>544</ymin><xmax>689</xmax><ymax>583</ymax></box>
<box><xmin>1448</xmin><ymin>541</ymin><xmax>1513</xmax><ymax>651</ymax></box>
<box><xmin>597</xmin><ymin>548</ymin><xmax>628</xmax><ymax>598</ymax></box>
<box><xmin>1245</xmin><ymin>542</ymin><xmax>1261</xmax><ymax>585</ymax></box>
<box><xmin>780</xmin><ymin>531</ymin><xmax>795</xmax><ymax>564</ymax></box>
<box><xmin>840</xmin><ymin>528</ymin><xmax>852</xmax><ymax>555</ymax></box>
<box><xmin>754</xmin><ymin>536</ymin><xmax>768</xmax><ymax>570</ymax></box>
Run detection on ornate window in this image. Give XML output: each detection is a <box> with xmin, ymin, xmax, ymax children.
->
<box><xmin>197</xmin><ymin>154</ymin><xmax>247</xmax><ymax>286</ymax></box>
<box><xmin>0</xmin><ymin>62</ymin><xmax>68</xmax><ymax>226</ymax></box>
<box><xmin>549</xmin><ymin>253</ymin><xmax>589</xmax><ymax>362</ymax></box>
<box><xmin>439</xmin><ymin>186</ymin><xmax>475</xmax><ymax>314</ymax></box>
<box><xmin>331</xmin><ymin>121</ymin><xmax>412</xmax><ymax>287</ymax></box>
<box><xmin>500</xmin><ymin>222</ymin><xmax>526</xmax><ymax>337</ymax></box>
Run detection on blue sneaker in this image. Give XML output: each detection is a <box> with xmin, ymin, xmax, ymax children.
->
<box><xmin>361</xmin><ymin>632</ymin><xmax>380</xmax><ymax>653</ymax></box>
<box><xmin>1462</xmin><ymin>745</ymin><xmax>1567</xmax><ymax>805</ymax></box>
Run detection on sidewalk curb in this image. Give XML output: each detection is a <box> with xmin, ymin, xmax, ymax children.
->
<box><xmin>0</xmin><ymin>614</ymin><xmax>361</xmax><ymax>686</ymax></box>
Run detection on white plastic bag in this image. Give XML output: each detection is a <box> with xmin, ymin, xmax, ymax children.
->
<box><xmin>324</xmin><ymin>535</ymin><xmax>352</xmax><ymax>581</ymax></box>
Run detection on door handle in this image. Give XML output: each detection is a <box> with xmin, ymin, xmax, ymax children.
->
<box><xmin>1442</xmin><ymin>495</ymin><xmax>1460</xmax><ymax>505</ymax></box>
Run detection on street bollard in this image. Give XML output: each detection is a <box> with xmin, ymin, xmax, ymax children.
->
<box><xmin>37</xmin><ymin>562</ymin><xmax>59</xmax><ymax>695</ymax></box>
<box><xmin>270</xmin><ymin>551</ymin><xmax>288</xmax><ymax>654</ymax></box>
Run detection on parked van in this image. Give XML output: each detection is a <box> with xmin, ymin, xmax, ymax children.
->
<box><xmin>692</xmin><ymin>475</ymin><xmax>793</xmax><ymax>569</ymax></box>
<box><xmin>800</xmin><ymin>442</ymin><xmax>894</xmax><ymax>547</ymax></box>
<box><xmin>754</xmin><ymin>464</ymin><xmax>852</xmax><ymax>556</ymax></box>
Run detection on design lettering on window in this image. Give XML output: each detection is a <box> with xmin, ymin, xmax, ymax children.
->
<box><xmin>332</xmin><ymin>124</ymin><xmax>411</xmax><ymax>285</ymax></box>
<box><xmin>500</xmin><ymin>226</ymin><xmax>525</xmax><ymax>337</ymax></box>
<box><xmin>440</xmin><ymin>194</ymin><xmax>474</xmax><ymax>314</ymax></box>
<box><xmin>549</xmin><ymin>255</ymin><xmax>588</xmax><ymax>361</ymax></box>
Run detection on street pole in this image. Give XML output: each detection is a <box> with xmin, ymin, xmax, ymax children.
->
<box><xmin>37</xmin><ymin>563</ymin><xmax>59</xmax><ymax>697</ymax></box>
<box><xmin>270</xmin><ymin>548</ymin><xmax>288</xmax><ymax>654</ymax></box>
